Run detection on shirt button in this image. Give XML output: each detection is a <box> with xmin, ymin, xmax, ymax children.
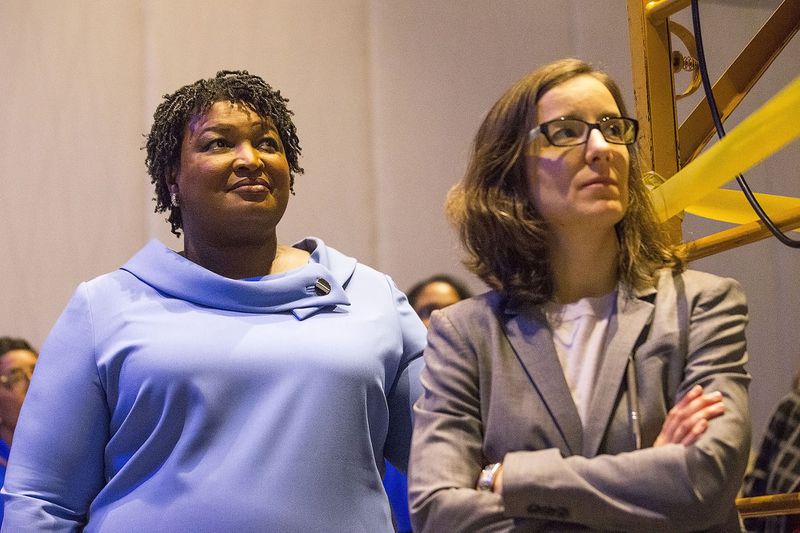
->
<box><xmin>314</xmin><ymin>278</ymin><xmax>332</xmax><ymax>296</ymax></box>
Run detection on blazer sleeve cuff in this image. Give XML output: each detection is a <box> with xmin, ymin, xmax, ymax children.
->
<box><xmin>502</xmin><ymin>448</ymin><xmax>573</xmax><ymax>521</ymax></box>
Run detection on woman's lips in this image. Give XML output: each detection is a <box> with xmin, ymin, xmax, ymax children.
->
<box><xmin>229</xmin><ymin>178</ymin><xmax>271</xmax><ymax>194</ymax></box>
<box><xmin>582</xmin><ymin>177</ymin><xmax>617</xmax><ymax>188</ymax></box>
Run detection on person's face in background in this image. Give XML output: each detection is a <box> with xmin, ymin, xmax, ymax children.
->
<box><xmin>0</xmin><ymin>349</ymin><xmax>37</xmax><ymax>400</ymax></box>
<box><xmin>412</xmin><ymin>282</ymin><xmax>463</xmax><ymax>328</ymax></box>
<box><xmin>0</xmin><ymin>348</ymin><xmax>37</xmax><ymax>444</ymax></box>
<box><xmin>525</xmin><ymin>74</ymin><xmax>630</xmax><ymax>236</ymax></box>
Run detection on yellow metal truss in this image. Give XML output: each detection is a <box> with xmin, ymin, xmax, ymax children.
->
<box><xmin>627</xmin><ymin>0</ymin><xmax>800</xmax><ymax>521</ymax></box>
<box><xmin>626</xmin><ymin>0</ymin><xmax>800</xmax><ymax>261</ymax></box>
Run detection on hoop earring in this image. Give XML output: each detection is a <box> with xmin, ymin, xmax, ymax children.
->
<box><xmin>170</xmin><ymin>192</ymin><xmax>180</xmax><ymax>208</ymax></box>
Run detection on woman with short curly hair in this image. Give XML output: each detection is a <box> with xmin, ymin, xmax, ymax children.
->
<box><xmin>4</xmin><ymin>71</ymin><xmax>426</xmax><ymax>532</ymax></box>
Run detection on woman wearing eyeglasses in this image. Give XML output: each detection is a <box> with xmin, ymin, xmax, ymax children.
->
<box><xmin>408</xmin><ymin>58</ymin><xmax>750</xmax><ymax>531</ymax></box>
<box><xmin>0</xmin><ymin>337</ymin><xmax>37</xmax><ymax>527</ymax></box>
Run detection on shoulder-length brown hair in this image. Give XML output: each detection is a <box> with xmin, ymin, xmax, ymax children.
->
<box><xmin>447</xmin><ymin>58</ymin><xmax>684</xmax><ymax>304</ymax></box>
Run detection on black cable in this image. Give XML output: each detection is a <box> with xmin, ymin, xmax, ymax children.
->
<box><xmin>690</xmin><ymin>0</ymin><xmax>800</xmax><ymax>247</ymax></box>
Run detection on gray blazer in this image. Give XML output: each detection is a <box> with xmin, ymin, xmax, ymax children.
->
<box><xmin>409</xmin><ymin>269</ymin><xmax>751</xmax><ymax>532</ymax></box>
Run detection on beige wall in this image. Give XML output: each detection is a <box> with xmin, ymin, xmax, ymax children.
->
<box><xmin>1</xmin><ymin>0</ymin><xmax>797</xmax><ymax>446</ymax></box>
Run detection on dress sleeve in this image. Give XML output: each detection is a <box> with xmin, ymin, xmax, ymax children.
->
<box><xmin>410</xmin><ymin>277</ymin><xmax>751</xmax><ymax>532</ymax></box>
<box><xmin>383</xmin><ymin>276</ymin><xmax>426</xmax><ymax>474</ymax></box>
<box><xmin>2</xmin><ymin>284</ymin><xmax>109</xmax><ymax>531</ymax></box>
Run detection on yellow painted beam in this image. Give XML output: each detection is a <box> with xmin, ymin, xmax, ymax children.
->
<box><xmin>686</xmin><ymin>207</ymin><xmax>800</xmax><ymax>262</ymax></box>
<box><xmin>645</xmin><ymin>0</ymin><xmax>691</xmax><ymax>26</ymax></box>
<box><xmin>679</xmin><ymin>0</ymin><xmax>800</xmax><ymax>165</ymax></box>
<box><xmin>737</xmin><ymin>492</ymin><xmax>800</xmax><ymax>519</ymax></box>
<box><xmin>651</xmin><ymin>76</ymin><xmax>800</xmax><ymax>222</ymax></box>
<box><xmin>686</xmin><ymin>189</ymin><xmax>800</xmax><ymax>231</ymax></box>
<box><xmin>628</xmin><ymin>0</ymin><xmax>682</xmax><ymax>240</ymax></box>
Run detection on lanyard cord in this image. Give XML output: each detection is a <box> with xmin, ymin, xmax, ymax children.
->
<box><xmin>627</xmin><ymin>355</ymin><xmax>643</xmax><ymax>450</ymax></box>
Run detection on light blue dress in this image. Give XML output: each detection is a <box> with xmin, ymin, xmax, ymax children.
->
<box><xmin>0</xmin><ymin>439</ymin><xmax>8</xmax><ymax>525</ymax></box>
<box><xmin>2</xmin><ymin>238</ymin><xmax>426</xmax><ymax>532</ymax></box>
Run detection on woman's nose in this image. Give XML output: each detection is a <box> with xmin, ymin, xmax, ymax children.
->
<box><xmin>234</xmin><ymin>143</ymin><xmax>263</xmax><ymax>171</ymax></box>
<box><xmin>585</xmin><ymin>128</ymin><xmax>612</xmax><ymax>160</ymax></box>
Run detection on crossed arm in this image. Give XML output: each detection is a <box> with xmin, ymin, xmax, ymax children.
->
<box><xmin>488</xmin><ymin>384</ymin><xmax>726</xmax><ymax>494</ymax></box>
<box><xmin>409</xmin><ymin>278</ymin><xmax>750</xmax><ymax>532</ymax></box>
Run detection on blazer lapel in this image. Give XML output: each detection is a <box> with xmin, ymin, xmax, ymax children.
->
<box><xmin>582</xmin><ymin>290</ymin><xmax>654</xmax><ymax>456</ymax></box>
<box><xmin>504</xmin><ymin>310</ymin><xmax>583</xmax><ymax>455</ymax></box>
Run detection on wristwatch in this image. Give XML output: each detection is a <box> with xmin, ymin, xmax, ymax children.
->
<box><xmin>477</xmin><ymin>462</ymin><xmax>502</xmax><ymax>492</ymax></box>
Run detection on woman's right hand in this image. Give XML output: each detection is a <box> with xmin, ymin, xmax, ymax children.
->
<box><xmin>654</xmin><ymin>385</ymin><xmax>725</xmax><ymax>447</ymax></box>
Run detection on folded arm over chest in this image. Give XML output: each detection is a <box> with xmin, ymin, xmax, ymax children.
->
<box><xmin>409</xmin><ymin>276</ymin><xmax>750</xmax><ymax>532</ymax></box>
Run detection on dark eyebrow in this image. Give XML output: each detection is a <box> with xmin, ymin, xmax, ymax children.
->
<box><xmin>554</xmin><ymin>114</ymin><xmax>582</xmax><ymax>121</ymax></box>
<box><xmin>195</xmin><ymin>124</ymin><xmax>234</xmax><ymax>135</ymax></box>
<box><xmin>191</xmin><ymin>120</ymin><xmax>277</xmax><ymax>137</ymax></box>
<box><xmin>552</xmin><ymin>112</ymin><xmax>622</xmax><ymax>122</ymax></box>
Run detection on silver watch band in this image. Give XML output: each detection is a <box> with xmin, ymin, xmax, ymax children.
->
<box><xmin>477</xmin><ymin>462</ymin><xmax>501</xmax><ymax>491</ymax></box>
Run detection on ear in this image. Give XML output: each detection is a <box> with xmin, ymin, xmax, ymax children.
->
<box><xmin>166</xmin><ymin>167</ymin><xmax>180</xmax><ymax>193</ymax></box>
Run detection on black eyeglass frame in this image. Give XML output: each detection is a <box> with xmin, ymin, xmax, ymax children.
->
<box><xmin>528</xmin><ymin>116</ymin><xmax>639</xmax><ymax>147</ymax></box>
<box><xmin>0</xmin><ymin>368</ymin><xmax>31</xmax><ymax>390</ymax></box>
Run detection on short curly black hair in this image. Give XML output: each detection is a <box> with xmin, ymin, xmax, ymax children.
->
<box><xmin>406</xmin><ymin>274</ymin><xmax>473</xmax><ymax>309</ymax></box>
<box><xmin>145</xmin><ymin>70</ymin><xmax>304</xmax><ymax>237</ymax></box>
<box><xmin>0</xmin><ymin>336</ymin><xmax>37</xmax><ymax>357</ymax></box>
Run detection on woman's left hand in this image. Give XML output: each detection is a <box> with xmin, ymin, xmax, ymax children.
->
<box><xmin>654</xmin><ymin>385</ymin><xmax>725</xmax><ymax>447</ymax></box>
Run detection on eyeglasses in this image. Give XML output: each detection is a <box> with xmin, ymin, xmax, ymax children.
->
<box><xmin>528</xmin><ymin>117</ymin><xmax>639</xmax><ymax>147</ymax></box>
<box><xmin>0</xmin><ymin>368</ymin><xmax>31</xmax><ymax>390</ymax></box>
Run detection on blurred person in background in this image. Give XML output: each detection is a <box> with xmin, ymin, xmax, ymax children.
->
<box><xmin>742</xmin><ymin>368</ymin><xmax>800</xmax><ymax>532</ymax></box>
<box><xmin>0</xmin><ymin>336</ymin><xmax>38</xmax><ymax>525</ymax></box>
<box><xmin>406</xmin><ymin>274</ymin><xmax>473</xmax><ymax>328</ymax></box>
<box><xmin>384</xmin><ymin>273</ymin><xmax>473</xmax><ymax>532</ymax></box>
